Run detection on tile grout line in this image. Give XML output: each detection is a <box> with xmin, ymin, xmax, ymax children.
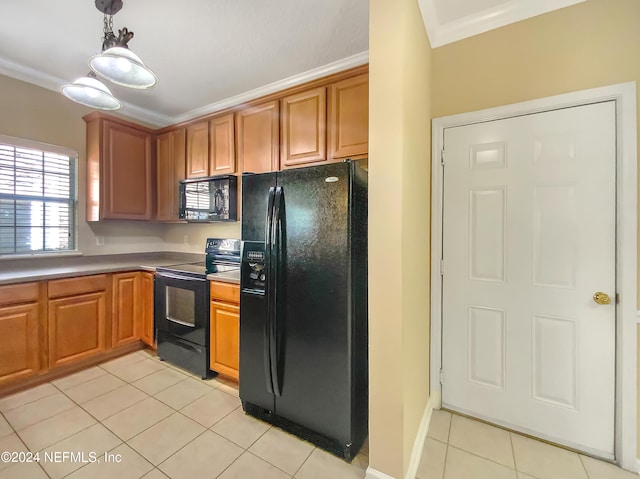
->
<box><xmin>291</xmin><ymin>444</ymin><xmax>316</xmax><ymax>478</ymax></box>
<box><xmin>577</xmin><ymin>454</ymin><xmax>593</xmax><ymax>479</ymax></box>
<box><xmin>509</xmin><ymin>432</ymin><xmax>519</xmax><ymax>475</ymax></box>
<box><xmin>0</xmin><ymin>384</ymin><xmax>59</xmax><ymax>415</ymax></box>
<box><xmin>445</xmin><ymin>444</ymin><xmax>519</xmax><ymax>473</ymax></box>
<box><xmin>441</xmin><ymin>443</ymin><xmax>449</xmax><ymax>479</ymax></box>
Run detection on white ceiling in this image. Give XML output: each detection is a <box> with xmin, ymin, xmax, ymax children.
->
<box><xmin>0</xmin><ymin>0</ymin><xmax>584</xmax><ymax>127</ymax></box>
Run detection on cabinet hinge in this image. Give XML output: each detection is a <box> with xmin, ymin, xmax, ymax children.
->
<box><xmin>439</xmin><ymin>369</ymin><xmax>444</xmax><ymax>384</ymax></box>
<box><xmin>440</xmin><ymin>149</ymin><xmax>445</xmax><ymax>166</ymax></box>
<box><xmin>440</xmin><ymin>259</ymin><xmax>444</xmax><ymax>276</ymax></box>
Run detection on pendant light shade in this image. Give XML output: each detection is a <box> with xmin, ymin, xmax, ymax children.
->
<box><xmin>60</xmin><ymin>74</ymin><xmax>123</xmax><ymax>110</ymax></box>
<box><xmin>89</xmin><ymin>46</ymin><xmax>157</xmax><ymax>89</ymax></box>
<box><xmin>60</xmin><ymin>1</ymin><xmax>156</xmax><ymax>110</ymax></box>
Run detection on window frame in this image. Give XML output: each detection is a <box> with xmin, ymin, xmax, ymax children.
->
<box><xmin>0</xmin><ymin>134</ymin><xmax>78</xmax><ymax>258</ymax></box>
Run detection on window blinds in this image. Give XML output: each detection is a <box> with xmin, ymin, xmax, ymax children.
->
<box><xmin>0</xmin><ymin>140</ymin><xmax>76</xmax><ymax>254</ymax></box>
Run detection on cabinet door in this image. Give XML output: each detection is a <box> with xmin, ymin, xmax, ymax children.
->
<box><xmin>281</xmin><ymin>87</ymin><xmax>327</xmax><ymax>169</ymax></box>
<box><xmin>0</xmin><ymin>303</ymin><xmax>40</xmax><ymax>386</ymax></box>
<box><xmin>186</xmin><ymin>121</ymin><xmax>210</xmax><ymax>178</ymax></box>
<box><xmin>209</xmin><ymin>114</ymin><xmax>236</xmax><ymax>175</ymax></box>
<box><xmin>112</xmin><ymin>272</ymin><xmax>140</xmax><ymax>348</ymax></box>
<box><xmin>102</xmin><ymin>120</ymin><xmax>153</xmax><ymax>220</ymax></box>
<box><xmin>156</xmin><ymin>129</ymin><xmax>186</xmax><ymax>221</ymax></box>
<box><xmin>48</xmin><ymin>291</ymin><xmax>107</xmax><ymax>368</ymax></box>
<box><xmin>327</xmin><ymin>74</ymin><xmax>369</xmax><ymax>160</ymax></box>
<box><xmin>139</xmin><ymin>272</ymin><xmax>155</xmax><ymax>347</ymax></box>
<box><xmin>237</xmin><ymin>100</ymin><xmax>280</xmax><ymax>174</ymax></box>
<box><xmin>210</xmin><ymin>301</ymin><xmax>239</xmax><ymax>380</ymax></box>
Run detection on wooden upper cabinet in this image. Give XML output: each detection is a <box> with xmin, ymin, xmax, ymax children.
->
<box><xmin>186</xmin><ymin>121</ymin><xmax>210</xmax><ymax>178</ymax></box>
<box><xmin>237</xmin><ymin>100</ymin><xmax>280</xmax><ymax>174</ymax></box>
<box><xmin>156</xmin><ymin>128</ymin><xmax>186</xmax><ymax>221</ymax></box>
<box><xmin>209</xmin><ymin>114</ymin><xmax>236</xmax><ymax>175</ymax></box>
<box><xmin>281</xmin><ymin>87</ymin><xmax>327</xmax><ymax>169</ymax></box>
<box><xmin>84</xmin><ymin>113</ymin><xmax>154</xmax><ymax>221</ymax></box>
<box><xmin>328</xmin><ymin>74</ymin><xmax>369</xmax><ymax>160</ymax></box>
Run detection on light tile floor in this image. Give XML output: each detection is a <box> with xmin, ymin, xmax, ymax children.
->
<box><xmin>0</xmin><ymin>351</ymin><xmax>368</xmax><ymax>479</ymax></box>
<box><xmin>2</xmin><ymin>353</ymin><xmax>637</xmax><ymax>479</ymax></box>
<box><xmin>417</xmin><ymin>409</ymin><xmax>639</xmax><ymax>479</ymax></box>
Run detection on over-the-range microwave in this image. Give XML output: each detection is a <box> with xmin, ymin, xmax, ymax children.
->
<box><xmin>179</xmin><ymin>175</ymin><xmax>238</xmax><ymax>222</ymax></box>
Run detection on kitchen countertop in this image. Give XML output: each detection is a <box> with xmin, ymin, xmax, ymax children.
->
<box><xmin>0</xmin><ymin>252</ymin><xmax>205</xmax><ymax>285</ymax></box>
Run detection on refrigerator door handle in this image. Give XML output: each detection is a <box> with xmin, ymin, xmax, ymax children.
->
<box><xmin>263</xmin><ymin>186</ymin><xmax>276</xmax><ymax>395</ymax></box>
<box><xmin>270</xmin><ymin>186</ymin><xmax>284</xmax><ymax>397</ymax></box>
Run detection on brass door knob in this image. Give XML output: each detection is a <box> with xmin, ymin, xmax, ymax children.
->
<box><xmin>593</xmin><ymin>292</ymin><xmax>611</xmax><ymax>305</ymax></box>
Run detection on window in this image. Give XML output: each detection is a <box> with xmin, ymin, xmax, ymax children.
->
<box><xmin>0</xmin><ymin>135</ymin><xmax>77</xmax><ymax>255</ymax></box>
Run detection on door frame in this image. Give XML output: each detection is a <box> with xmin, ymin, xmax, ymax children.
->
<box><xmin>430</xmin><ymin>82</ymin><xmax>638</xmax><ymax>471</ymax></box>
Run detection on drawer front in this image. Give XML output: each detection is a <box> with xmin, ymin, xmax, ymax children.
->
<box><xmin>210</xmin><ymin>281</ymin><xmax>240</xmax><ymax>304</ymax></box>
<box><xmin>0</xmin><ymin>282</ymin><xmax>39</xmax><ymax>306</ymax></box>
<box><xmin>48</xmin><ymin>274</ymin><xmax>108</xmax><ymax>299</ymax></box>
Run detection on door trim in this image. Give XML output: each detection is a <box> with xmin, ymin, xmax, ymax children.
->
<box><xmin>430</xmin><ymin>82</ymin><xmax>638</xmax><ymax>471</ymax></box>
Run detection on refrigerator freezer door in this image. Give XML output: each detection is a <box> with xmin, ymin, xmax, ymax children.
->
<box><xmin>274</xmin><ymin>162</ymin><xmax>354</xmax><ymax>445</ymax></box>
<box><xmin>240</xmin><ymin>171</ymin><xmax>278</xmax><ymax>413</ymax></box>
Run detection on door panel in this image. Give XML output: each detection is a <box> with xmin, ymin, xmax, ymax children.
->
<box><xmin>441</xmin><ymin>101</ymin><xmax>616</xmax><ymax>456</ymax></box>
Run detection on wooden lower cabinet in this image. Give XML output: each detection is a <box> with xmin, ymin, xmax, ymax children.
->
<box><xmin>210</xmin><ymin>301</ymin><xmax>239</xmax><ymax>380</ymax></box>
<box><xmin>139</xmin><ymin>272</ymin><xmax>155</xmax><ymax>347</ymax></box>
<box><xmin>209</xmin><ymin>280</ymin><xmax>240</xmax><ymax>380</ymax></box>
<box><xmin>47</xmin><ymin>274</ymin><xmax>108</xmax><ymax>369</ymax></box>
<box><xmin>112</xmin><ymin>272</ymin><xmax>140</xmax><ymax>347</ymax></box>
<box><xmin>0</xmin><ymin>301</ymin><xmax>41</xmax><ymax>386</ymax></box>
<box><xmin>48</xmin><ymin>291</ymin><xmax>107</xmax><ymax>368</ymax></box>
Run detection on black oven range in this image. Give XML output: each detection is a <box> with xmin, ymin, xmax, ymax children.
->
<box><xmin>154</xmin><ymin>238</ymin><xmax>240</xmax><ymax>378</ymax></box>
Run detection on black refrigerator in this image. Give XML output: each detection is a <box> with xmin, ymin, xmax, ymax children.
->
<box><xmin>240</xmin><ymin>160</ymin><xmax>368</xmax><ymax>460</ymax></box>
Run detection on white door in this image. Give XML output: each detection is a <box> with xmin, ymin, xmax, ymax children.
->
<box><xmin>441</xmin><ymin>101</ymin><xmax>616</xmax><ymax>457</ymax></box>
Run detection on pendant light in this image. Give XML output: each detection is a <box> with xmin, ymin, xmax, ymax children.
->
<box><xmin>60</xmin><ymin>0</ymin><xmax>156</xmax><ymax>111</ymax></box>
<box><xmin>60</xmin><ymin>72</ymin><xmax>122</xmax><ymax>110</ymax></box>
<box><xmin>89</xmin><ymin>0</ymin><xmax>157</xmax><ymax>90</ymax></box>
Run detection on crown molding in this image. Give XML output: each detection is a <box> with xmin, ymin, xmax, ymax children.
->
<box><xmin>0</xmin><ymin>56</ymin><xmax>172</xmax><ymax>127</ymax></box>
<box><xmin>418</xmin><ymin>0</ymin><xmax>586</xmax><ymax>48</ymax></box>
<box><xmin>0</xmin><ymin>51</ymin><xmax>369</xmax><ymax>128</ymax></box>
<box><xmin>168</xmin><ymin>50</ymin><xmax>369</xmax><ymax>125</ymax></box>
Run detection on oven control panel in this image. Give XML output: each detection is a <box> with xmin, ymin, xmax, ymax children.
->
<box><xmin>241</xmin><ymin>241</ymin><xmax>266</xmax><ymax>294</ymax></box>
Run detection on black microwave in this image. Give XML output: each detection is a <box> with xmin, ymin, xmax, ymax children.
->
<box><xmin>179</xmin><ymin>175</ymin><xmax>238</xmax><ymax>222</ymax></box>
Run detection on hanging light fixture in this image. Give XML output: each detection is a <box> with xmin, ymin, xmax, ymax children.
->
<box><xmin>89</xmin><ymin>0</ymin><xmax>157</xmax><ymax>89</ymax></box>
<box><xmin>60</xmin><ymin>0</ymin><xmax>156</xmax><ymax>110</ymax></box>
<box><xmin>60</xmin><ymin>72</ymin><xmax>123</xmax><ymax>110</ymax></box>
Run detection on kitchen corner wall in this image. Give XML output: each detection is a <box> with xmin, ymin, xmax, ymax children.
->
<box><xmin>369</xmin><ymin>0</ymin><xmax>432</xmax><ymax>476</ymax></box>
<box><xmin>0</xmin><ymin>73</ymin><xmax>243</xmax><ymax>257</ymax></box>
<box><xmin>0</xmin><ymin>73</ymin><xmax>167</xmax><ymax>256</ymax></box>
<box><xmin>430</xmin><ymin>0</ymin><xmax>640</xmax><ymax>460</ymax></box>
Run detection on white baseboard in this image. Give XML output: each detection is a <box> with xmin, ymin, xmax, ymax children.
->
<box><xmin>406</xmin><ymin>397</ymin><xmax>434</xmax><ymax>478</ymax></box>
<box><xmin>635</xmin><ymin>457</ymin><xmax>640</xmax><ymax>475</ymax></box>
<box><xmin>365</xmin><ymin>468</ymin><xmax>397</xmax><ymax>479</ymax></box>
<box><xmin>364</xmin><ymin>397</ymin><xmax>434</xmax><ymax>479</ymax></box>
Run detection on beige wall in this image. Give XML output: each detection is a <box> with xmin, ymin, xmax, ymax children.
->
<box><xmin>431</xmin><ymin>0</ymin><xmax>639</xmax><ymax>460</ymax></box>
<box><xmin>369</xmin><ymin>0</ymin><xmax>432</xmax><ymax>475</ymax></box>
<box><xmin>0</xmin><ymin>73</ymin><xmax>241</xmax><ymax>257</ymax></box>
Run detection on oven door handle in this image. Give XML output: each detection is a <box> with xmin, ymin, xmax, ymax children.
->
<box><xmin>155</xmin><ymin>271</ymin><xmax>207</xmax><ymax>282</ymax></box>
<box><xmin>167</xmin><ymin>317</ymin><xmax>195</xmax><ymax>328</ymax></box>
<box><xmin>263</xmin><ymin>186</ymin><xmax>276</xmax><ymax>395</ymax></box>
